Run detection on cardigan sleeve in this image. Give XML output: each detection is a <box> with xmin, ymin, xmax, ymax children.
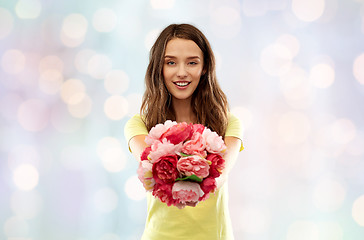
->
<box><xmin>225</xmin><ymin>112</ymin><xmax>244</xmax><ymax>151</ymax></box>
<box><xmin>124</xmin><ymin>114</ymin><xmax>148</xmax><ymax>152</ymax></box>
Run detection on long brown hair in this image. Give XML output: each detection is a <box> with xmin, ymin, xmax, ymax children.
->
<box><xmin>140</xmin><ymin>23</ymin><xmax>229</xmax><ymax>137</ymax></box>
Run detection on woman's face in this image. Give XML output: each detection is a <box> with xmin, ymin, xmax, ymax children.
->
<box><xmin>163</xmin><ymin>38</ymin><xmax>204</xmax><ymax>102</ymax></box>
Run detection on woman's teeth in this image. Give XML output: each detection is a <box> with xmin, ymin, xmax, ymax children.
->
<box><xmin>175</xmin><ymin>82</ymin><xmax>189</xmax><ymax>87</ymax></box>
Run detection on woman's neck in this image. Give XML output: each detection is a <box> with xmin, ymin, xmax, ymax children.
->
<box><xmin>171</xmin><ymin>97</ymin><xmax>196</xmax><ymax>123</ymax></box>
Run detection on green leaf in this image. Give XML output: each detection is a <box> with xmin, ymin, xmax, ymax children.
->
<box><xmin>175</xmin><ymin>174</ymin><xmax>202</xmax><ymax>182</ymax></box>
<box><xmin>180</xmin><ymin>152</ymin><xmax>193</xmax><ymax>157</ymax></box>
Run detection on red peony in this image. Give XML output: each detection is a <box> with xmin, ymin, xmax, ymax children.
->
<box><xmin>206</xmin><ymin>153</ymin><xmax>225</xmax><ymax>178</ymax></box>
<box><xmin>152</xmin><ymin>155</ymin><xmax>179</xmax><ymax>184</ymax></box>
<box><xmin>199</xmin><ymin>177</ymin><xmax>217</xmax><ymax>201</ymax></box>
<box><xmin>140</xmin><ymin>146</ymin><xmax>151</xmax><ymax>161</ymax></box>
<box><xmin>160</xmin><ymin>122</ymin><xmax>193</xmax><ymax>144</ymax></box>
<box><xmin>152</xmin><ymin>183</ymin><xmax>178</xmax><ymax>206</ymax></box>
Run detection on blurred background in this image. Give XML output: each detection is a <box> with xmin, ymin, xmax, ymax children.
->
<box><xmin>1</xmin><ymin>0</ymin><xmax>364</xmax><ymax>239</ymax></box>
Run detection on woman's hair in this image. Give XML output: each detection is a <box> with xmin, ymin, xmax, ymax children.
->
<box><xmin>140</xmin><ymin>23</ymin><xmax>229</xmax><ymax>137</ymax></box>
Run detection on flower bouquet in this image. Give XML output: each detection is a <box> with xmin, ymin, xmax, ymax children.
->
<box><xmin>137</xmin><ymin>120</ymin><xmax>226</xmax><ymax>208</ymax></box>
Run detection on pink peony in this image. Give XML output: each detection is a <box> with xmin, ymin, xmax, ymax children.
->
<box><xmin>206</xmin><ymin>154</ymin><xmax>225</xmax><ymax>178</ymax></box>
<box><xmin>137</xmin><ymin>160</ymin><xmax>155</xmax><ymax>191</ymax></box>
<box><xmin>152</xmin><ymin>155</ymin><xmax>179</xmax><ymax>184</ymax></box>
<box><xmin>160</xmin><ymin>122</ymin><xmax>193</xmax><ymax>144</ymax></box>
<box><xmin>177</xmin><ymin>155</ymin><xmax>210</xmax><ymax>179</ymax></box>
<box><xmin>152</xmin><ymin>183</ymin><xmax>178</xmax><ymax>206</ymax></box>
<box><xmin>181</xmin><ymin>132</ymin><xmax>206</xmax><ymax>157</ymax></box>
<box><xmin>202</xmin><ymin>128</ymin><xmax>227</xmax><ymax>154</ymax></box>
<box><xmin>145</xmin><ymin>120</ymin><xmax>177</xmax><ymax>145</ymax></box>
<box><xmin>172</xmin><ymin>181</ymin><xmax>204</xmax><ymax>204</ymax></box>
<box><xmin>148</xmin><ymin>139</ymin><xmax>182</xmax><ymax>163</ymax></box>
<box><xmin>199</xmin><ymin>177</ymin><xmax>217</xmax><ymax>201</ymax></box>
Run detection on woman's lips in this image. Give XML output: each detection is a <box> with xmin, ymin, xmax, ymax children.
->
<box><xmin>173</xmin><ymin>81</ymin><xmax>191</xmax><ymax>89</ymax></box>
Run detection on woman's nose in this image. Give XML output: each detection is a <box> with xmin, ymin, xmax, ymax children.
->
<box><xmin>176</xmin><ymin>65</ymin><xmax>187</xmax><ymax>78</ymax></box>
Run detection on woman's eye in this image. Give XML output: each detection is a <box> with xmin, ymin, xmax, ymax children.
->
<box><xmin>167</xmin><ymin>61</ymin><xmax>175</xmax><ymax>65</ymax></box>
<box><xmin>188</xmin><ymin>62</ymin><xmax>197</xmax><ymax>65</ymax></box>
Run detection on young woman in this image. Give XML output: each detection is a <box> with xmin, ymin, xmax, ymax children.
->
<box><xmin>124</xmin><ymin>23</ymin><xmax>243</xmax><ymax>240</ymax></box>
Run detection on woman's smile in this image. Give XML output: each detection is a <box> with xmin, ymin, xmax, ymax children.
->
<box><xmin>173</xmin><ymin>81</ymin><xmax>191</xmax><ymax>89</ymax></box>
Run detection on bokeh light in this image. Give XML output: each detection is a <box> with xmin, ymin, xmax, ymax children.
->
<box><xmin>280</xmin><ymin>65</ymin><xmax>314</xmax><ymax>108</ymax></box>
<box><xmin>67</xmin><ymin>94</ymin><xmax>92</xmax><ymax>118</ymax></box>
<box><xmin>97</xmin><ymin>137</ymin><xmax>128</xmax><ymax>172</ymax></box>
<box><xmin>104</xmin><ymin>95</ymin><xmax>128</xmax><ymax>121</ymax></box>
<box><xmin>60</xmin><ymin>78</ymin><xmax>86</xmax><ymax>105</ymax></box>
<box><xmin>310</xmin><ymin>63</ymin><xmax>335</xmax><ymax>88</ymax></box>
<box><xmin>38</xmin><ymin>69</ymin><xmax>64</xmax><ymax>95</ymax></box>
<box><xmin>15</xmin><ymin>0</ymin><xmax>42</xmax><ymax>19</ymax></box>
<box><xmin>352</xmin><ymin>195</ymin><xmax>364</xmax><ymax>226</ymax></box>
<box><xmin>92</xmin><ymin>8</ymin><xmax>117</xmax><ymax>33</ymax></box>
<box><xmin>87</xmin><ymin>54</ymin><xmax>113</xmax><ymax>79</ymax></box>
<box><xmin>331</xmin><ymin>118</ymin><xmax>356</xmax><ymax>145</ymax></box>
<box><xmin>0</xmin><ymin>8</ymin><xmax>14</xmax><ymax>39</ymax></box>
<box><xmin>13</xmin><ymin>164</ymin><xmax>39</xmax><ymax>191</ymax></box>
<box><xmin>291</xmin><ymin>0</ymin><xmax>325</xmax><ymax>22</ymax></box>
<box><xmin>39</xmin><ymin>55</ymin><xmax>64</xmax><ymax>72</ymax></box>
<box><xmin>60</xmin><ymin>14</ymin><xmax>88</xmax><ymax>47</ymax></box>
<box><xmin>124</xmin><ymin>175</ymin><xmax>146</xmax><ymax>201</ymax></box>
<box><xmin>260</xmin><ymin>43</ymin><xmax>293</xmax><ymax>77</ymax></box>
<box><xmin>209</xmin><ymin>5</ymin><xmax>241</xmax><ymax>39</ymax></box>
<box><xmin>104</xmin><ymin>70</ymin><xmax>129</xmax><ymax>95</ymax></box>
<box><xmin>276</xmin><ymin>34</ymin><xmax>301</xmax><ymax>58</ymax></box>
<box><xmin>61</xmin><ymin>14</ymin><xmax>88</xmax><ymax>39</ymax></box>
<box><xmin>97</xmin><ymin>137</ymin><xmax>127</xmax><ymax>172</ymax></box>
<box><xmin>75</xmin><ymin>49</ymin><xmax>97</xmax><ymax>74</ymax></box>
<box><xmin>353</xmin><ymin>53</ymin><xmax>364</xmax><ymax>85</ymax></box>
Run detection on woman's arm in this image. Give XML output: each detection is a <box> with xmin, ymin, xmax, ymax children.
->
<box><xmin>216</xmin><ymin>136</ymin><xmax>242</xmax><ymax>189</ymax></box>
<box><xmin>129</xmin><ymin>135</ymin><xmax>148</xmax><ymax>162</ymax></box>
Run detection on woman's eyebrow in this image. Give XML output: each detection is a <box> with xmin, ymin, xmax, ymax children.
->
<box><xmin>164</xmin><ymin>55</ymin><xmax>201</xmax><ymax>59</ymax></box>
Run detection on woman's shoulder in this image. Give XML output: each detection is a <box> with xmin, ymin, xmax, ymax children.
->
<box><xmin>227</xmin><ymin>112</ymin><xmax>241</xmax><ymax>126</ymax></box>
<box><xmin>124</xmin><ymin>114</ymin><xmax>148</xmax><ymax>142</ymax></box>
<box><xmin>226</xmin><ymin>112</ymin><xmax>244</xmax><ymax>151</ymax></box>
